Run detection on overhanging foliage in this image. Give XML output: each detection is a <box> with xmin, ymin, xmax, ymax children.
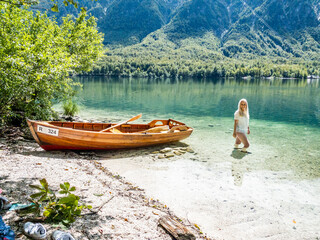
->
<box><xmin>0</xmin><ymin>2</ymin><xmax>104</xmax><ymax>126</ymax></box>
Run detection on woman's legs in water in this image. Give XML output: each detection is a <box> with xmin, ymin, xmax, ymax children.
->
<box><xmin>234</xmin><ymin>136</ymin><xmax>241</xmax><ymax>148</ymax></box>
<box><xmin>235</xmin><ymin>137</ymin><xmax>241</xmax><ymax>145</ymax></box>
<box><xmin>236</xmin><ymin>132</ymin><xmax>250</xmax><ymax>151</ymax></box>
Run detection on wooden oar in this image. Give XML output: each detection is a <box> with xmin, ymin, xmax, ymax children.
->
<box><xmin>100</xmin><ymin>113</ymin><xmax>142</xmax><ymax>133</ymax></box>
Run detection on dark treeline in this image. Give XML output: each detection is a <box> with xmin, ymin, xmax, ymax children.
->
<box><xmin>84</xmin><ymin>55</ymin><xmax>319</xmax><ymax>80</ymax></box>
<box><xmin>82</xmin><ymin>23</ymin><xmax>320</xmax><ymax>80</ymax></box>
<box><xmin>79</xmin><ymin>22</ymin><xmax>320</xmax><ymax>80</ymax></box>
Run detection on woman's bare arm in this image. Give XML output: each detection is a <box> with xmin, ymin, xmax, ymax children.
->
<box><xmin>233</xmin><ymin>120</ymin><xmax>238</xmax><ymax>138</ymax></box>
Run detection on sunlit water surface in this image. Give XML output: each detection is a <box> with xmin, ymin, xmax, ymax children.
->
<box><xmin>57</xmin><ymin>77</ymin><xmax>320</xmax><ymax>239</ymax></box>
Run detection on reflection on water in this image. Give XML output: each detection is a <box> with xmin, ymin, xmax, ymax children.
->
<box><xmin>75</xmin><ymin>76</ymin><xmax>320</xmax><ymax>127</ymax></box>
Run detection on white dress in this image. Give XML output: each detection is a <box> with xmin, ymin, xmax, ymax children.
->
<box><xmin>234</xmin><ymin>111</ymin><xmax>249</xmax><ymax>134</ymax></box>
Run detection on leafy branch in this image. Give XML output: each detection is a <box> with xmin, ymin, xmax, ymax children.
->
<box><xmin>0</xmin><ymin>0</ymin><xmax>97</xmax><ymax>12</ymax></box>
<box><xmin>28</xmin><ymin>179</ymin><xmax>92</xmax><ymax>226</ymax></box>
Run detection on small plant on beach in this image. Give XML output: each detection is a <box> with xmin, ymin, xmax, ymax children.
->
<box><xmin>62</xmin><ymin>99</ymin><xmax>79</xmax><ymax>117</ymax></box>
<box><xmin>28</xmin><ymin>179</ymin><xmax>92</xmax><ymax>226</ymax></box>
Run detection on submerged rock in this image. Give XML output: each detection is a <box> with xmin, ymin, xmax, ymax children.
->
<box><xmin>160</xmin><ymin>148</ymin><xmax>172</xmax><ymax>153</ymax></box>
<box><xmin>186</xmin><ymin>147</ymin><xmax>194</xmax><ymax>153</ymax></box>
<box><xmin>165</xmin><ymin>153</ymin><xmax>175</xmax><ymax>158</ymax></box>
<box><xmin>173</xmin><ymin>151</ymin><xmax>183</xmax><ymax>156</ymax></box>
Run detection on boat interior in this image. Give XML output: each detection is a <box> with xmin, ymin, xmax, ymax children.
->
<box><xmin>47</xmin><ymin>119</ymin><xmax>189</xmax><ymax>133</ymax></box>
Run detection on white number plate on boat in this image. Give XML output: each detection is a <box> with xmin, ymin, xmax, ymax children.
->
<box><xmin>37</xmin><ymin>125</ymin><xmax>59</xmax><ymax>136</ymax></box>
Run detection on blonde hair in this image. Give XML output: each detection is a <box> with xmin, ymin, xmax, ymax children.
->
<box><xmin>236</xmin><ymin>98</ymin><xmax>249</xmax><ymax>119</ymax></box>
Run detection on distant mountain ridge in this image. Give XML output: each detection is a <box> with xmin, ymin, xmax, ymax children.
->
<box><xmin>100</xmin><ymin>0</ymin><xmax>170</xmax><ymax>45</ymax></box>
<box><xmin>220</xmin><ymin>0</ymin><xmax>320</xmax><ymax>58</ymax></box>
<box><xmin>39</xmin><ymin>0</ymin><xmax>320</xmax><ymax>60</ymax></box>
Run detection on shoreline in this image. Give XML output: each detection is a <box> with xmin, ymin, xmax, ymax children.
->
<box><xmin>1</xmin><ymin>121</ymin><xmax>319</xmax><ymax>240</ymax></box>
<box><xmin>0</xmin><ymin>130</ymin><xmax>207</xmax><ymax>240</ymax></box>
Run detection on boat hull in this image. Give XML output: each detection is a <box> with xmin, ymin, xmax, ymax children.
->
<box><xmin>27</xmin><ymin>119</ymin><xmax>193</xmax><ymax>151</ymax></box>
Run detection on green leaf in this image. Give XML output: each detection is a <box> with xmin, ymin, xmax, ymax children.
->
<box><xmin>74</xmin><ymin>209</ymin><xmax>81</xmax><ymax>215</ymax></box>
<box><xmin>64</xmin><ymin>182</ymin><xmax>70</xmax><ymax>190</ymax></box>
<box><xmin>39</xmin><ymin>179</ymin><xmax>49</xmax><ymax>191</ymax></box>
<box><xmin>59</xmin><ymin>195</ymin><xmax>77</xmax><ymax>204</ymax></box>
<box><xmin>30</xmin><ymin>192</ymin><xmax>45</xmax><ymax>199</ymax></box>
<box><xmin>29</xmin><ymin>184</ymin><xmax>43</xmax><ymax>191</ymax></box>
<box><xmin>69</xmin><ymin>186</ymin><xmax>76</xmax><ymax>192</ymax></box>
<box><xmin>39</xmin><ymin>195</ymin><xmax>49</xmax><ymax>202</ymax></box>
<box><xmin>51</xmin><ymin>4</ymin><xmax>59</xmax><ymax>12</ymax></box>
<box><xmin>60</xmin><ymin>184</ymin><xmax>65</xmax><ymax>191</ymax></box>
<box><xmin>43</xmin><ymin>209</ymin><xmax>52</xmax><ymax>217</ymax></box>
<box><xmin>59</xmin><ymin>190</ymin><xmax>68</xmax><ymax>195</ymax></box>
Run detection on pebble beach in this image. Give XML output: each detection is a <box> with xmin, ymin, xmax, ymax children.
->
<box><xmin>0</xmin><ymin>127</ymin><xmax>205</xmax><ymax>240</ymax></box>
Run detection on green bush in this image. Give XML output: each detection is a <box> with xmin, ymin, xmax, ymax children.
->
<box><xmin>0</xmin><ymin>3</ymin><xmax>104</xmax><ymax>125</ymax></box>
<box><xmin>63</xmin><ymin>100</ymin><xmax>79</xmax><ymax>117</ymax></box>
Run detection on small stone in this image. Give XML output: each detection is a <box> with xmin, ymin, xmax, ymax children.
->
<box><xmin>165</xmin><ymin>153</ymin><xmax>175</xmax><ymax>158</ymax></box>
<box><xmin>106</xmin><ymin>215</ymin><xmax>115</xmax><ymax>220</ymax></box>
<box><xmin>186</xmin><ymin>147</ymin><xmax>194</xmax><ymax>153</ymax></box>
<box><xmin>158</xmin><ymin>154</ymin><xmax>166</xmax><ymax>159</ymax></box>
<box><xmin>79</xmin><ymin>151</ymin><xmax>96</xmax><ymax>156</ymax></box>
<box><xmin>152</xmin><ymin>151</ymin><xmax>160</xmax><ymax>154</ymax></box>
<box><xmin>160</xmin><ymin>148</ymin><xmax>172</xmax><ymax>153</ymax></box>
<box><xmin>173</xmin><ymin>151</ymin><xmax>182</xmax><ymax>156</ymax></box>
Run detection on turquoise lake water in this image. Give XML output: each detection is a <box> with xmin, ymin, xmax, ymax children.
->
<box><xmin>71</xmin><ymin>76</ymin><xmax>320</xmax><ymax>178</ymax></box>
<box><xmin>65</xmin><ymin>76</ymin><xmax>320</xmax><ymax>239</ymax></box>
<box><xmin>75</xmin><ymin>76</ymin><xmax>319</xmax><ymax>127</ymax></box>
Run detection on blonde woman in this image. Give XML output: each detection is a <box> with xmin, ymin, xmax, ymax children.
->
<box><xmin>233</xmin><ymin>98</ymin><xmax>250</xmax><ymax>152</ymax></box>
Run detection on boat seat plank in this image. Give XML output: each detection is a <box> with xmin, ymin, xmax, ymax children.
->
<box><xmin>83</xmin><ymin>124</ymin><xmax>93</xmax><ymax>130</ymax></box>
<box><xmin>93</xmin><ymin>124</ymin><xmax>104</xmax><ymax>131</ymax></box>
<box><xmin>62</xmin><ymin>122</ymin><xmax>74</xmax><ymax>128</ymax></box>
<box><xmin>74</xmin><ymin>123</ymin><xmax>84</xmax><ymax>129</ymax></box>
<box><xmin>143</xmin><ymin>125</ymin><xmax>169</xmax><ymax>133</ymax></box>
<box><xmin>111</xmin><ymin>128</ymin><xmax>122</xmax><ymax>133</ymax></box>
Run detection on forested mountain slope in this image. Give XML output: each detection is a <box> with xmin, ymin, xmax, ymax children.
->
<box><xmin>36</xmin><ymin>0</ymin><xmax>320</xmax><ymax>78</ymax></box>
<box><xmin>39</xmin><ymin>0</ymin><xmax>320</xmax><ymax>59</ymax></box>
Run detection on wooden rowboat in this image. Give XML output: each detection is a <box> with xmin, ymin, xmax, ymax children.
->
<box><xmin>27</xmin><ymin>117</ymin><xmax>193</xmax><ymax>151</ymax></box>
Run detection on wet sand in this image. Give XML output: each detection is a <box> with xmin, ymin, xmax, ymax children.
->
<box><xmin>98</xmin><ymin>124</ymin><xmax>320</xmax><ymax>240</ymax></box>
